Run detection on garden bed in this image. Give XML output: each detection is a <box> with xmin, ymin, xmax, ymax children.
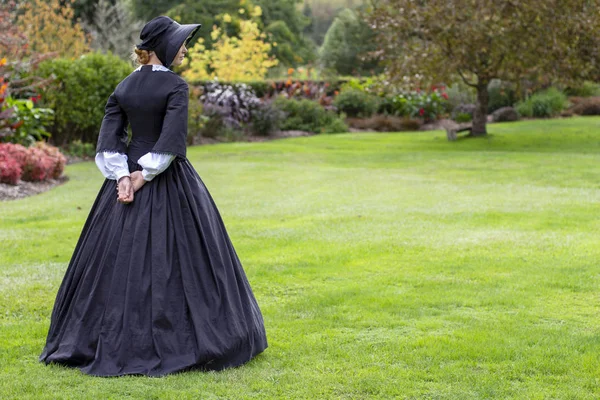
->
<box><xmin>0</xmin><ymin>175</ymin><xmax>69</xmax><ymax>201</ymax></box>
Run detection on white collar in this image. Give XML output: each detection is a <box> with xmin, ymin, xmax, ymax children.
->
<box><xmin>134</xmin><ymin>64</ymin><xmax>172</xmax><ymax>72</ymax></box>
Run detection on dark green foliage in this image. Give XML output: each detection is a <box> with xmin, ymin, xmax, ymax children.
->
<box><xmin>166</xmin><ymin>0</ymin><xmax>247</xmax><ymax>49</ymax></box>
<box><xmin>37</xmin><ymin>52</ymin><xmax>132</xmax><ymax>145</ymax></box>
<box><xmin>516</xmin><ymin>88</ymin><xmax>569</xmax><ymax>118</ymax></box>
<box><xmin>250</xmin><ymin>102</ymin><xmax>285</xmax><ymax>136</ymax></box>
<box><xmin>1</xmin><ymin>98</ymin><xmax>54</xmax><ymax>146</ymax></box>
<box><xmin>454</xmin><ymin>113</ymin><xmax>473</xmax><ymax>123</ymax></box>
<box><xmin>319</xmin><ymin>8</ymin><xmax>380</xmax><ymax>76</ymax></box>
<box><xmin>273</xmin><ymin>96</ymin><xmax>348</xmax><ymax>133</ymax></box>
<box><xmin>255</xmin><ymin>0</ymin><xmax>315</xmax><ymax>66</ymax></box>
<box><xmin>263</xmin><ymin>20</ymin><xmax>316</xmax><ymax>66</ymax></box>
<box><xmin>64</xmin><ymin>139</ymin><xmax>96</xmax><ymax>159</ymax></box>
<box><xmin>487</xmin><ymin>80</ymin><xmax>517</xmax><ymax>113</ymax></box>
<box><xmin>564</xmin><ymin>81</ymin><xmax>600</xmax><ymax>97</ymax></box>
<box><xmin>333</xmin><ymin>88</ymin><xmax>378</xmax><ymax>117</ymax></box>
<box><xmin>130</xmin><ymin>0</ymin><xmax>179</xmax><ymax>20</ymax></box>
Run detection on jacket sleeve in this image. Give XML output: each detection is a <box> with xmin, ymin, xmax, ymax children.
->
<box><xmin>149</xmin><ymin>81</ymin><xmax>188</xmax><ymax>158</ymax></box>
<box><xmin>96</xmin><ymin>92</ymin><xmax>129</xmax><ymax>155</ymax></box>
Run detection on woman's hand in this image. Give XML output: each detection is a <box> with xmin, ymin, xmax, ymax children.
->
<box><xmin>117</xmin><ymin>176</ymin><xmax>134</xmax><ymax>204</ymax></box>
<box><xmin>130</xmin><ymin>171</ymin><xmax>146</xmax><ymax>193</ymax></box>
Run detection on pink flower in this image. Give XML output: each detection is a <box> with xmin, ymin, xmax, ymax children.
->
<box><xmin>419</xmin><ymin>108</ymin><xmax>425</xmax><ymax>116</ymax></box>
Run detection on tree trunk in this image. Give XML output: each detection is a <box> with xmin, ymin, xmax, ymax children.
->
<box><xmin>472</xmin><ymin>82</ymin><xmax>489</xmax><ymax>136</ymax></box>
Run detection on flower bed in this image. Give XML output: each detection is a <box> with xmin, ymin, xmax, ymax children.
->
<box><xmin>0</xmin><ymin>142</ymin><xmax>66</xmax><ymax>185</ymax></box>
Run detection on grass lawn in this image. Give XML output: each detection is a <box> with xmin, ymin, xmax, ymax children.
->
<box><xmin>1</xmin><ymin>117</ymin><xmax>600</xmax><ymax>399</ymax></box>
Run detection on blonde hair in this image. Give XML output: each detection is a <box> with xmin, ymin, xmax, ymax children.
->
<box><xmin>131</xmin><ymin>45</ymin><xmax>150</xmax><ymax>65</ymax></box>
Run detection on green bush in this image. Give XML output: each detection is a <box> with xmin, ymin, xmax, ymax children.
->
<box><xmin>487</xmin><ymin>80</ymin><xmax>517</xmax><ymax>113</ymax></box>
<box><xmin>333</xmin><ymin>88</ymin><xmax>378</xmax><ymax>118</ymax></box>
<box><xmin>273</xmin><ymin>97</ymin><xmax>348</xmax><ymax>134</ymax></box>
<box><xmin>516</xmin><ymin>87</ymin><xmax>569</xmax><ymax>118</ymax></box>
<box><xmin>249</xmin><ymin>102</ymin><xmax>285</xmax><ymax>136</ymax></box>
<box><xmin>564</xmin><ymin>81</ymin><xmax>600</xmax><ymax>97</ymax></box>
<box><xmin>446</xmin><ymin>82</ymin><xmax>476</xmax><ymax>111</ymax></box>
<box><xmin>2</xmin><ymin>97</ymin><xmax>54</xmax><ymax>146</ymax></box>
<box><xmin>187</xmin><ymin>94</ymin><xmax>205</xmax><ymax>144</ymax></box>
<box><xmin>454</xmin><ymin>112</ymin><xmax>473</xmax><ymax>123</ymax></box>
<box><xmin>37</xmin><ymin>52</ymin><xmax>132</xmax><ymax>145</ymax></box>
<box><xmin>64</xmin><ymin>139</ymin><xmax>96</xmax><ymax>159</ymax></box>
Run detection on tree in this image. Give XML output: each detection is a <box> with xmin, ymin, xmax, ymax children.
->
<box><xmin>255</xmin><ymin>0</ymin><xmax>315</xmax><ymax>66</ymax></box>
<box><xmin>167</xmin><ymin>0</ymin><xmax>315</xmax><ymax>67</ymax></box>
<box><xmin>130</xmin><ymin>0</ymin><xmax>178</xmax><ymax>20</ymax></box>
<box><xmin>368</xmin><ymin>0</ymin><xmax>600</xmax><ymax>136</ymax></box>
<box><xmin>17</xmin><ymin>0</ymin><xmax>90</xmax><ymax>59</ymax></box>
<box><xmin>183</xmin><ymin>13</ymin><xmax>278</xmax><ymax>82</ymax></box>
<box><xmin>166</xmin><ymin>0</ymin><xmax>253</xmax><ymax>50</ymax></box>
<box><xmin>319</xmin><ymin>8</ymin><xmax>379</xmax><ymax>76</ymax></box>
<box><xmin>83</xmin><ymin>0</ymin><xmax>144</xmax><ymax>60</ymax></box>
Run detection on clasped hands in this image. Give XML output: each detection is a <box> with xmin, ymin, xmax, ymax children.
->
<box><xmin>116</xmin><ymin>171</ymin><xmax>146</xmax><ymax>204</ymax></box>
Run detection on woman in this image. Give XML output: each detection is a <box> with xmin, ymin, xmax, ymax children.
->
<box><xmin>39</xmin><ymin>16</ymin><xmax>268</xmax><ymax>377</ymax></box>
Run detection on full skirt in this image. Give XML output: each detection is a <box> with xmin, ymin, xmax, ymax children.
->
<box><xmin>39</xmin><ymin>158</ymin><xmax>268</xmax><ymax>376</ymax></box>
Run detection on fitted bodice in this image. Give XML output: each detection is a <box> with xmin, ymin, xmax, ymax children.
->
<box><xmin>98</xmin><ymin>64</ymin><xmax>190</xmax><ymax>162</ymax></box>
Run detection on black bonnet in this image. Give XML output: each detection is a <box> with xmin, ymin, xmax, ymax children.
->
<box><xmin>137</xmin><ymin>16</ymin><xmax>201</xmax><ymax>68</ymax></box>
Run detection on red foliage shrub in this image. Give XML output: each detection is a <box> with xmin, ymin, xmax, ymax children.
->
<box><xmin>0</xmin><ymin>147</ymin><xmax>22</xmax><ymax>185</ymax></box>
<box><xmin>0</xmin><ymin>141</ymin><xmax>66</xmax><ymax>182</ymax></box>
<box><xmin>33</xmin><ymin>141</ymin><xmax>66</xmax><ymax>179</ymax></box>
<box><xmin>21</xmin><ymin>147</ymin><xmax>54</xmax><ymax>181</ymax></box>
<box><xmin>3</xmin><ymin>142</ymin><xmax>28</xmax><ymax>167</ymax></box>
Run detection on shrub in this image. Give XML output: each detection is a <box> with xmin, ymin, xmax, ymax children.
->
<box><xmin>33</xmin><ymin>141</ymin><xmax>66</xmax><ymax>179</ymax></box>
<box><xmin>446</xmin><ymin>82</ymin><xmax>476</xmax><ymax>111</ymax></box>
<box><xmin>333</xmin><ymin>88</ymin><xmax>378</xmax><ymax>118</ymax></box>
<box><xmin>389</xmin><ymin>89</ymin><xmax>449</xmax><ymax>121</ymax></box>
<box><xmin>249</xmin><ymin>102</ymin><xmax>284</xmax><ymax>136</ymax></box>
<box><xmin>0</xmin><ymin>142</ymin><xmax>66</xmax><ymax>182</ymax></box>
<box><xmin>37</xmin><ymin>52</ymin><xmax>131</xmax><ymax>145</ymax></box>
<box><xmin>347</xmin><ymin>115</ymin><xmax>422</xmax><ymax>132</ymax></box>
<box><xmin>454</xmin><ymin>113</ymin><xmax>473</xmax><ymax>123</ymax></box>
<box><xmin>564</xmin><ymin>81</ymin><xmax>600</xmax><ymax>97</ymax></box>
<box><xmin>0</xmin><ymin>151</ymin><xmax>21</xmax><ymax>185</ymax></box>
<box><xmin>201</xmin><ymin>81</ymin><xmax>260</xmax><ymax>130</ymax></box>
<box><xmin>569</xmin><ymin>97</ymin><xmax>600</xmax><ymax>115</ymax></box>
<box><xmin>491</xmin><ymin>107</ymin><xmax>519</xmax><ymax>123</ymax></box>
<box><xmin>2</xmin><ymin>96</ymin><xmax>54</xmax><ymax>146</ymax></box>
<box><xmin>487</xmin><ymin>79</ymin><xmax>517</xmax><ymax>113</ymax></box>
<box><xmin>516</xmin><ymin>88</ymin><xmax>568</xmax><ymax>118</ymax></box>
<box><xmin>188</xmin><ymin>88</ymin><xmax>205</xmax><ymax>144</ymax></box>
<box><xmin>22</xmin><ymin>146</ymin><xmax>55</xmax><ymax>181</ymax></box>
<box><xmin>64</xmin><ymin>139</ymin><xmax>95</xmax><ymax>159</ymax></box>
<box><xmin>273</xmin><ymin>97</ymin><xmax>348</xmax><ymax>134</ymax></box>
<box><xmin>451</xmin><ymin>104</ymin><xmax>476</xmax><ymax>121</ymax></box>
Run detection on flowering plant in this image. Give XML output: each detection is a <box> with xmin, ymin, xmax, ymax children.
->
<box><xmin>201</xmin><ymin>80</ymin><xmax>261</xmax><ymax>130</ymax></box>
<box><xmin>2</xmin><ymin>96</ymin><xmax>54</xmax><ymax>145</ymax></box>
<box><xmin>390</xmin><ymin>88</ymin><xmax>449</xmax><ymax>121</ymax></box>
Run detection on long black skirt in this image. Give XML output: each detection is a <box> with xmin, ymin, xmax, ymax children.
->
<box><xmin>39</xmin><ymin>158</ymin><xmax>268</xmax><ymax>376</ymax></box>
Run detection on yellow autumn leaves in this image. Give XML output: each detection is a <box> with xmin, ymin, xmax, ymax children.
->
<box><xmin>183</xmin><ymin>6</ymin><xmax>277</xmax><ymax>82</ymax></box>
<box><xmin>17</xmin><ymin>0</ymin><xmax>90</xmax><ymax>59</ymax></box>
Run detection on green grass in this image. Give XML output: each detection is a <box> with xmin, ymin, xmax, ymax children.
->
<box><xmin>2</xmin><ymin>117</ymin><xmax>600</xmax><ymax>399</ymax></box>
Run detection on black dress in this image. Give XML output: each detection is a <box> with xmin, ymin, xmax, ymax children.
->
<box><xmin>39</xmin><ymin>65</ymin><xmax>268</xmax><ymax>376</ymax></box>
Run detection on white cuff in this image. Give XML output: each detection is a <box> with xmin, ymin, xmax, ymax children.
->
<box><xmin>115</xmin><ymin>169</ymin><xmax>131</xmax><ymax>181</ymax></box>
<box><xmin>95</xmin><ymin>152</ymin><xmax>129</xmax><ymax>180</ymax></box>
<box><xmin>137</xmin><ymin>152</ymin><xmax>175</xmax><ymax>182</ymax></box>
